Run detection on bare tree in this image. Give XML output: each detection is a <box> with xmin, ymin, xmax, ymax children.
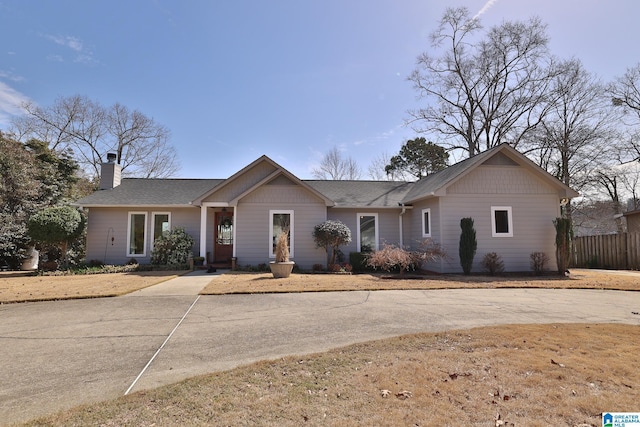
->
<box><xmin>106</xmin><ymin>103</ymin><xmax>178</xmax><ymax>178</ymax></box>
<box><xmin>609</xmin><ymin>63</ymin><xmax>640</xmax><ymax>162</ymax></box>
<box><xmin>312</xmin><ymin>146</ymin><xmax>362</xmax><ymax>180</ymax></box>
<box><xmin>367</xmin><ymin>152</ymin><xmax>397</xmax><ymax>180</ymax></box>
<box><xmin>524</xmin><ymin>59</ymin><xmax>617</xmax><ymax>220</ymax></box>
<box><xmin>10</xmin><ymin>95</ymin><xmax>179</xmax><ymax>179</ymax></box>
<box><xmin>407</xmin><ymin>7</ymin><xmax>557</xmax><ymax>157</ymax></box>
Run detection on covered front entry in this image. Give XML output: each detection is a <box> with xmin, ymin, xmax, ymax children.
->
<box><xmin>213</xmin><ymin>210</ymin><xmax>233</xmax><ymax>265</ymax></box>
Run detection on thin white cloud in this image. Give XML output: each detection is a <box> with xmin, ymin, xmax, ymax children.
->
<box><xmin>353</xmin><ymin>125</ymin><xmax>402</xmax><ymax>146</ymax></box>
<box><xmin>0</xmin><ymin>70</ymin><xmax>25</xmax><ymax>82</ymax></box>
<box><xmin>43</xmin><ymin>34</ymin><xmax>97</xmax><ymax>65</ymax></box>
<box><xmin>0</xmin><ymin>81</ymin><xmax>30</xmax><ymax>127</ymax></box>
<box><xmin>46</xmin><ymin>34</ymin><xmax>84</xmax><ymax>52</ymax></box>
<box><xmin>472</xmin><ymin>0</ymin><xmax>500</xmax><ymax>21</ymax></box>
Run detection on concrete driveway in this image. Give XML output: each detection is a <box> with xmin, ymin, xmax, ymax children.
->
<box><xmin>1</xmin><ymin>273</ymin><xmax>639</xmax><ymax>424</ymax></box>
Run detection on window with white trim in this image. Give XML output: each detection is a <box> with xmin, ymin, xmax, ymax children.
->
<box><xmin>357</xmin><ymin>213</ymin><xmax>378</xmax><ymax>252</ymax></box>
<box><xmin>422</xmin><ymin>208</ymin><xmax>431</xmax><ymax>238</ymax></box>
<box><xmin>491</xmin><ymin>206</ymin><xmax>513</xmax><ymax>237</ymax></box>
<box><xmin>127</xmin><ymin>212</ymin><xmax>148</xmax><ymax>256</ymax></box>
<box><xmin>269</xmin><ymin>210</ymin><xmax>294</xmax><ymax>258</ymax></box>
<box><xmin>152</xmin><ymin>212</ymin><xmax>171</xmax><ymax>246</ymax></box>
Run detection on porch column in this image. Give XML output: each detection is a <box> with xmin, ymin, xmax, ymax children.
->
<box><xmin>200</xmin><ymin>205</ymin><xmax>207</xmax><ymax>258</ymax></box>
<box><xmin>232</xmin><ymin>206</ymin><xmax>237</xmax><ymax>258</ymax></box>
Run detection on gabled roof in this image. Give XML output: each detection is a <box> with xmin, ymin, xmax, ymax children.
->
<box><xmin>191</xmin><ymin>155</ymin><xmax>334</xmax><ymax>207</ymax></box>
<box><xmin>75</xmin><ymin>179</ymin><xmax>223</xmax><ymax>207</ymax></box>
<box><xmin>401</xmin><ymin>143</ymin><xmax>579</xmax><ymax>204</ymax></box>
<box><xmin>75</xmin><ymin>145</ymin><xmax>579</xmax><ymax>209</ymax></box>
<box><xmin>305</xmin><ymin>180</ymin><xmax>412</xmax><ymax>208</ymax></box>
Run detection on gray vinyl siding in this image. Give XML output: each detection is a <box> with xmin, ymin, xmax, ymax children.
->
<box><xmin>234</xmin><ymin>184</ymin><xmax>327</xmax><ymax>269</ymax></box>
<box><xmin>202</xmin><ymin>162</ymin><xmax>277</xmax><ymax>202</ymax></box>
<box><xmin>436</xmin><ymin>164</ymin><xmax>561</xmax><ymax>273</ymax></box>
<box><xmin>406</xmin><ymin>198</ymin><xmax>443</xmax><ymax>272</ymax></box>
<box><xmin>85</xmin><ymin>207</ymin><xmax>201</xmax><ymax>265</ymax></box>
<box><xmin>327</xmin><ymin>208</ymin><xmax>403</xmax><ymax>257</ymax></box>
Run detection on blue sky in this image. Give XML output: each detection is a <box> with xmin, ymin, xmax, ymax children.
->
<box><xmin>1</xmin><ymin>0</ymin><xmax>639</xmax><ymax>179</ymax></box>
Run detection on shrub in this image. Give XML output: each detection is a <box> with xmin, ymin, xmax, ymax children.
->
<box><xmin>312</xmin><ymin>263</ymin><xmax>324</xmax><ymax>272</ymax></box>
<box><xmin>328</xmin><ymin>263</ymin><xmax>342</xmax><ymax>272</ymax></box>
<box><xmin>349</xmin><ymin>252</ymin><xmax>373</xmax><ymax>272</ymax></box>
<box><xmin>530</xmin><ymin>251</ymin><xmax>550</xmax><ymax>275</ymax></box>
<box><xmin>365</xmin><ymin>239</ymin><xmax>447</xmax><ymax>276</ymax></box>
<box><xmin>312</xmin><ymin>220</ymin><xmax>352</xmax><ymax>266</ymax></box>
<box><xmin>366</xmin><ymin>244</ymin><xmax>420</xmax><ymax>276</ymax></box>
<box><xmin>151</xmin><ymin>227</ymin><xmax>194</xmax><ymax>266</ymax></box>
<box><xmin>459</xmin><ymin>217</ymin><xmax>477</xmax><ymax>275</ymax></box>
<box><xmin>553</xmin><ymin>217</ymin><xmax>573</xmax><ymax>275</ymax></box>
<box><xmin>27</xmin><ymin>205</ymin><xmax>85</xmax><ymax>268</ymax></box>
<box><xmin>481</xmin><ymin>252</ymin><xmax>504</xmax><ymax>275</ymax></box>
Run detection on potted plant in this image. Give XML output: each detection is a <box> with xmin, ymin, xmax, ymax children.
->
<box><xmin>269</xmin><ymin>231</ymin><xmax>295</xmax><ymax>278</ymax></box>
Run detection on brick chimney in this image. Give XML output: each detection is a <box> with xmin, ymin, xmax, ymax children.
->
<box><xmin>99</xmin><ymin>153</ymin><xmax>122</xmax><ymax>190</ymax></box>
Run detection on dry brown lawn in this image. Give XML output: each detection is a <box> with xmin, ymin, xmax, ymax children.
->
<box><xmin>1</xmin><ymin>268</ymin><xmax>637</xmax><ymax>304</ymax></box>
<box><xmin>201</xmin><ymin>268</ymin><xmax>640</xmax><ymax>294</ymax></box>
<box><xmin>3</xmin><ymin>268</ymin><xmax>639</xmax><ymax>425</ymax></box>
<box><xmin>22</xmin><ymin>323</ymin><xmax>640</xmax><ymax>426</ymax></box>
<box><xmin>0</xmin><ymin>270</ymin><xmax>184</xmax><ymax>303</ymax></box>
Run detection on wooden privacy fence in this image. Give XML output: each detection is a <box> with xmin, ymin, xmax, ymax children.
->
<box><xmin>573</xmin><ymin>233</ymin><xmax>640</xmax><ymax>270</ymax></box>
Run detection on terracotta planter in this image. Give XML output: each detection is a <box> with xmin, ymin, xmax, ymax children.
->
<box><xmin>269</xmin><ymin>261</ymin><xmax>295</xmax><ymax>278</ymax></box>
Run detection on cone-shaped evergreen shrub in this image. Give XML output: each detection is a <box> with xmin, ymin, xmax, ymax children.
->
<box><xmin>459</xmin><ymin>217</ymin><xmax>477</xmax><ymax>275</ymax></box>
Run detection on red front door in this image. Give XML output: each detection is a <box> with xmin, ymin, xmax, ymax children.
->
<box><xmin>214</xmin><ymin>211</ymin><xmax>233</xmax><ymax>264</ymax></box>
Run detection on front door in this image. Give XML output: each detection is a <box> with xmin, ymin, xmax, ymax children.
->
<box><xmin>214</xmin><ymin>211</ymin><xmax>233</xmax><ymax>264</ymax></box>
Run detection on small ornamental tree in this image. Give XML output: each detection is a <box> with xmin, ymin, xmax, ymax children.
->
<box><xmin>459</xmin><ymin>217</ymin><xmax>477</xmax><ymax>275</ymax></box>
<box><xmin>151</xmin><ymin>227</ymin><xmax>194</xmax><ymax>266</ymax></box>
<box><xmin>312</xmin><ymin>220</ymin><xmax>352</xmax><ymax>266</ymax></box>
<box><xmin>27</xmin><ymin>205</ymin><xmax>85</xmax><ymax>268</ymax></box>
<box><xmin>367</xmin><ymin>244</ymin><xmax>419</xmax><ymax>276</ymax></box>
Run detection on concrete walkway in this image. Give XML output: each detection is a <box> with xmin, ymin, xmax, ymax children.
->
<box><xmin>0</xmin><ymin>276</ymin><xmax>639</xmax><ymax>425</ymax></box>
<box><xmin>125</xmin><ymin>269</ymin><xmax>223</xmax><ymax>296</ymax></box>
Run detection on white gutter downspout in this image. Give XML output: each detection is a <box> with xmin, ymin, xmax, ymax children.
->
<box><xmin>399</xmin><ymin>203</ymin><xmax>407</xmax><ymax>247</ymax></box>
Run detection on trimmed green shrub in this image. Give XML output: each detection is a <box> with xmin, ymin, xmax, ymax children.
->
<box><xmin>27</xmin><ymin>205</ymin><xmax>85</xmax><ymax>268</ymax></box>
<box><xmin>459</xmin><ymin>217</ymin><xmax>477</xmax><ymax>275</ymax></box>
<box><xmin>151</xmin><ymin>227</ymin><xmax>194</xmax><ymax>266</ymax></box>
<box><xmin>349</xmin><ymin>252</ymin><xmax>373</xmax><ymax>272</ymax></box>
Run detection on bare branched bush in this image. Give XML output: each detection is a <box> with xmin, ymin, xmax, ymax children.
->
<box><xmin>481</xmin><ymin>252</ymin><xmax>505</xmax><ymax>275</ymax></box>
<box><xmin>530</xmin><ymin>251</ymin><xmax>550</xmax><ymax>275</ymax></box>
<box><xmin>367</xmin><ymin>239</ymin><xmax>447</xmax><ymax>276</ymax></box>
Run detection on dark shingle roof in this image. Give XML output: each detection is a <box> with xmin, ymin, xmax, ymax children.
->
<box><xmin>76</xmin><ymin>145</ymin><xmax>576</xmax><ymax>209</ymax></box>
<box><xmin>305</xmin><ymin>180</ymin><xmax>413</xmax><ymax>208</ymax></box>
<box><xmin>75</xmin><ymin>179</ymin><xmax>224</xmax><ymax>206</ymax></box>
